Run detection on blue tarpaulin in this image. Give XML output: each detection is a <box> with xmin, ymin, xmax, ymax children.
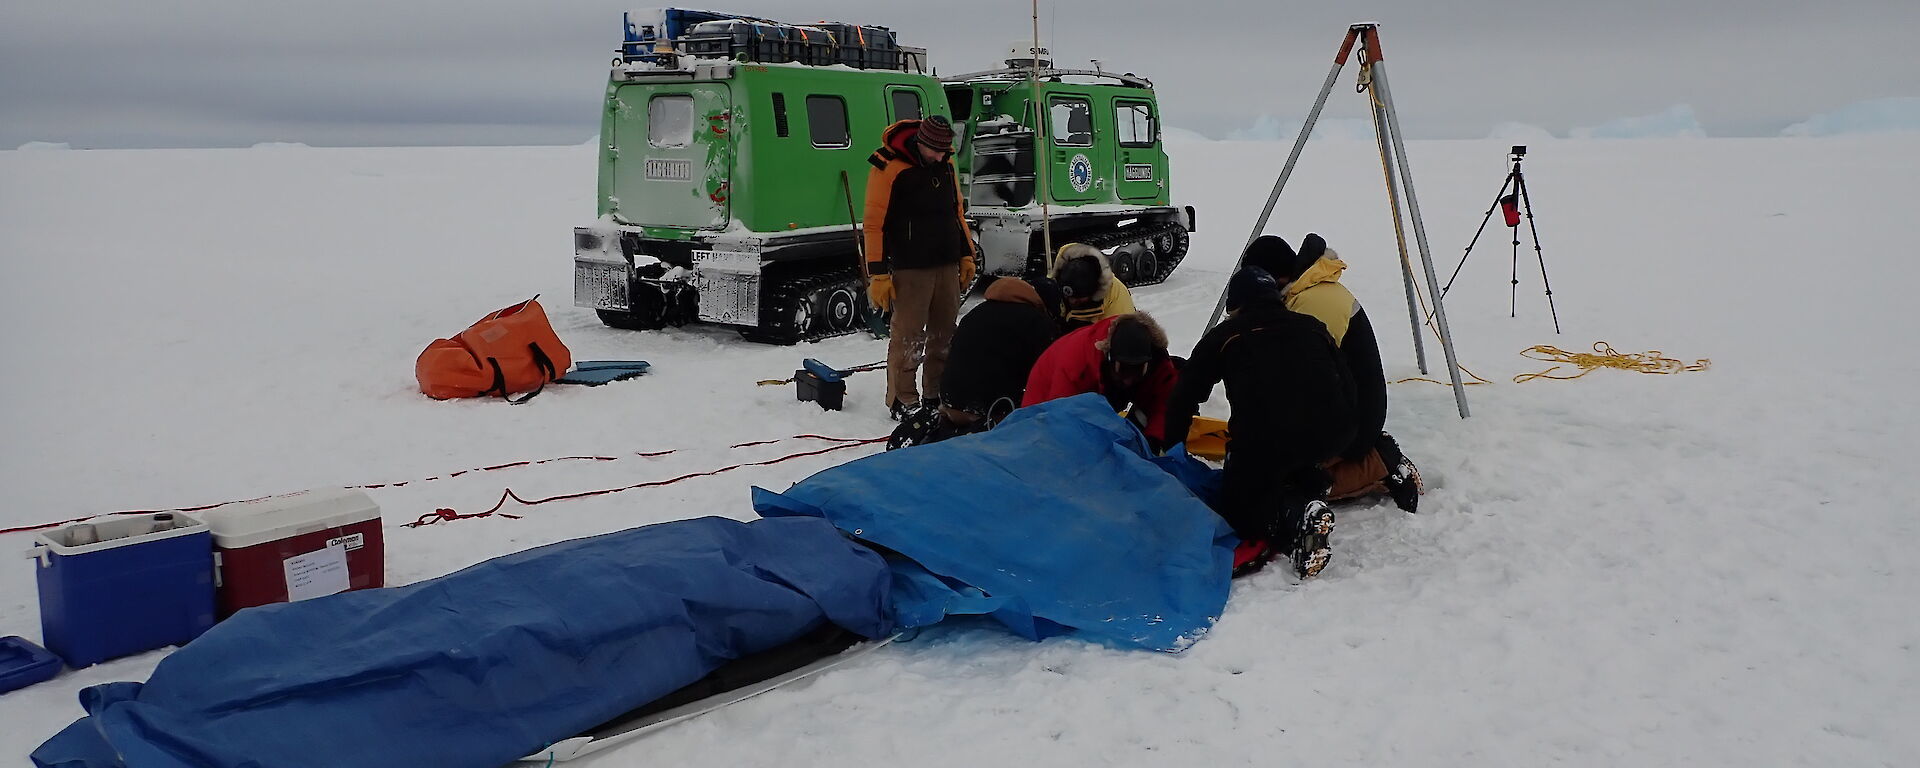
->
<box><xmin>756</xmin><ymin>393</ymin><xmax>1235</xmax><ymax>652</ymax></box>
<box><xmin>32</xmin><ymin>516</ymin><xmax>892</xmax><ymax>768</ymax></box>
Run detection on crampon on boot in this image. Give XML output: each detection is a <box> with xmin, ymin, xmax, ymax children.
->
<box><xmin>886</xmin><ymin>401</ymin><xmax>943</xmax><ymax>449</ymax></box>
<box><xmin>1385</xmin><ymin>456</ymin><xmax>1422</xmax><ymax>513</ymax></box>
<box><xmin>1291</xmin><ymin>500</ymin><xmax>1336</xmax><ymax>579</ymax></box>
<box><xmin>1376</xmin><ymin>433</ymin><xmax>1424</xmax><ymax>514</ymax></box>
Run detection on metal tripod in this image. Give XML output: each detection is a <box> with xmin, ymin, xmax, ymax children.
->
<box><xmin>1202</xmin><ymin>23</ymin><xmax>1471</xmax><ymax>418</ymax></box>
<box><xmin>1441</xmin><ymin>147</ymin><xmax>1561</xmax><ymax>334</ymax></box>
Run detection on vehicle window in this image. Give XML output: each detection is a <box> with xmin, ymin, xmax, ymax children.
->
<box><xmin>890</xmin><ymin>89</ymin><xmax>923</xmax><ymax>121</ymax></box>
<box><xmin>1116</xmin><ymin>101</ymin><xmax>1156</xmax><ymax>147</ymax></box>
<box><xmin>945</xmin><ymin>87</ymin><xmax>974</xmax><ymax>121</ymax></box>
<box><xmin>1051</xmin><ymin>97</ymin><xmax>1093</xmax><ymax>147</ymax></box>
<box><xmin>648</xmin><ymin>95</ymin><xmax>694</xmax><ymax>148</ymax></box>
<box><xmin>807</xmin><ymin>95</ymin><xmax>850</xmax><ymax>148</ymax></box>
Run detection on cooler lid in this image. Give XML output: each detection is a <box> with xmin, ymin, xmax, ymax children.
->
<box><xmin>32</xmin><ymin>513</ymin><xmax>209</xmax><ymax>556</ymax></box>
<box><xmin>199</xmin><ymin>488</ymin><xmax>382</xmax><ymax>549</ymax></box>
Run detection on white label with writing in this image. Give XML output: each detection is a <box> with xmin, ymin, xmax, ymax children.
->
<box><xmin>644</xmin><ymin>158</ymin><xmax>694</xmax><ymax>182</ymax></box>
<box><xmin>326</xmin><ymin>532</ymin><xmax>365</xmax><ymax>551</ymax></box>
<box><xmin>284</xmin><ymin>544</ymin><xmax>351</xmax><ymax>602</ymax></box>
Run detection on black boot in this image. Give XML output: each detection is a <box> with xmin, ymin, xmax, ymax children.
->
<box><xmin>886</xmin><ymin>401</ymin><xmax>946</xmax><ymax>450</ymax></box>
<box><xmin>1377</xmin><ymin>433</ymin><xmax>1423</xmax><ymax>514</ymax></box>
<box><xmin>1280</xmin><ymin>467</ymin><xmax>1335</xmax><ymax>579</ymax></box>
<box><xmin>1290</xmin><ymin>500</ymin><xmax>1336</xmax><ymax>578</ymax></box>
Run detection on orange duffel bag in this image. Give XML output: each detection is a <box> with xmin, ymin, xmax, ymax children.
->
<box><xmin>417</xmin><ymin>297</ymin><xmax>572</xmax><ymax>403</ymax></box>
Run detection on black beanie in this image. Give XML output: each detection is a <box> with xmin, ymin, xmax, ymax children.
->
<box><xmin>1057</xmin><ymin>256</ymin><xmax>1103</xmax><ymax>300</ymax></box>
<box><xmin>1225</xmin><ymin>266</ymin><xmax>1284</xmax><ymax>312</ymax></box>
<box><xmin>1291</xmin><ymin>233</ymin><xmax>1328</xmax><ymax>278</ymax></box>
<box><xmin>1106</xmin><ymin>316</ymin><xmax>1156</xmax><ymax>364</ymax></box>
<box><xmin>1028</xmin><ymin>277</ymin><xmax>1065</xmax><ymax>320</ymax></box>
<box><xmin>1242</xmin><ymin>235</ymin><xmax>1295</xmax><ymax>278</ymax></box>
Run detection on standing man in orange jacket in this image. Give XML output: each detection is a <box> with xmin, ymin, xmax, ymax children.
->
<box><xmin>864</xmin><ymin>115</ymin><xmax>978</xmax><ymax>419</ymax></box>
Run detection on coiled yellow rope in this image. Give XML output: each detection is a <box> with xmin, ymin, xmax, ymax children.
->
<box><xmin>1393</xmin><ymin>342</ymin><xmax>1710</xmax><ymax>386</ymax></box>
<box><xmin>1511</xmin><ymin>342</ymin><xmax>1710</xmax><ymax>383</ymax></box>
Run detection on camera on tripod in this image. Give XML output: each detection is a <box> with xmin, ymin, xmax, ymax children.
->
<box><xmin>1440</xmin><ymin>145</ymin><xmax>1562</xmax><ymax>333</ymax></box>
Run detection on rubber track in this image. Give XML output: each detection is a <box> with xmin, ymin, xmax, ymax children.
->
<box><xmin>1025</xmin><ymin>221</ymin><xmax>1191</xmax><ymax>288</ymax></box>
<box><xmin>744</xmin><ymin>266</ymin><xmax>867</xmax><ymax>345</ymax></box>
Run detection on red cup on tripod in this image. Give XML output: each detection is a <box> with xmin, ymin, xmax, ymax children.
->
<box><xmin>1500</xmin><ymin>194</ymin><xmax>1521</xmax><ymax>228</ymax></box>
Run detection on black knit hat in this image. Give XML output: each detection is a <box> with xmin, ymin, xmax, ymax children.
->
<box><xmin>1106</xmin><ymin>316</ymin><xmax>1156</xmax><ymax>364</ymax></box>
<box><xmin>1028</xmin><ymin>277</ymin><xmax>1065</xmax><ymax>321</ymax></box>
<box><xmin>1056</xmin><ymin>256</ymin><xmax>1102</xmax><ymax>300</ymax></box>
<box><xmin>917</xmin><ymin>115</ymin><xmax>955</xmax><ymax>151</ymax></box>
<box><xmin>1291</xmin><ymin>233</ymin><xmax>1328</xmax><ymax>277</ymax></box>
<box><xmin>1242</xmin><ymin>235</ymin><xmax>1295</xmax><ymax>278</ymax></box>
<box><xmin>1225</xmin><ymin>266</ymin><xmax>1283</xmax><ymax>312</ymax></box>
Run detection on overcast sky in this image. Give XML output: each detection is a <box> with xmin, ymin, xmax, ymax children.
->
<box><xmin>2</xmin><ymin>0</ymin><xmax>1914</xmax><ymax>148</ymax></box>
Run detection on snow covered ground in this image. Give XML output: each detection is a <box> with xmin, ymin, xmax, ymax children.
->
<box><xmin>2</xmin><ymin>137</ymin><xmax>1916</xmax><ymax>765</ymax></box>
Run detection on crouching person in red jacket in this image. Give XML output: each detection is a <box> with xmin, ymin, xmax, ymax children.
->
<box><xmin>1022</xmin><ymin>312</ymin><xmax>1180</xmax><ymax>452</ymax></box>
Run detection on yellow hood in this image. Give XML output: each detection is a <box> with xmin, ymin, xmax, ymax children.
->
<box><xmin>1285</xmin><ymin>251</ymin><xmax>1347</xmax><ymax>299</ymax></box>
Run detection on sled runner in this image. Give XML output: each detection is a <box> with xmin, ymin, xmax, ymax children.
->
<box><xmin>520</xmin><ymin>626</ymin><xmax>898</xmax><ymax>762</ymax></box>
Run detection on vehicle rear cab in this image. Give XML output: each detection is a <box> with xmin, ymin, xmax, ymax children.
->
<box><xmin>575</xmin><ymin>11</ymin><xmax>942</xmax><ymax>342</ymax></box>
<box><xmin>942</xmin><ymin>66</ymin><xmax>1195</xmax><ymax>285</ymax></box>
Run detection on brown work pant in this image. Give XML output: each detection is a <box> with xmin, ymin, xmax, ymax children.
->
<box><xmin>1324</xmin><ymin>449</ymin><xmax>1390</xmax><ymax>500</ymax></box>
<box><xmin>885</xmin><ymin>262</ymin><xmax>962</xmax><ymax>407</ymax></box>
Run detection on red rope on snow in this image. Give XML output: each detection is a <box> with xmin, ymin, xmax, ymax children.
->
<box><xmin>352</xmin><ymin>450</ymin><xmax>677</xmax><ymax>489</ymax></box>
<box><xmin>0</xmin><ymin>435</ymin><xmax>880</xmax><ymax>536</ymax></box>
<box><xmin>403</xmin><ymin>436</ymin><xmax>887</xmax><ymax>528</ymax></box>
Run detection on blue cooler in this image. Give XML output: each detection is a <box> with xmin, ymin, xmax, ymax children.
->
<box><xmin>29</xmin><ymin>512</ymin><xmax>216</xmax><ymax>668</ymax></box>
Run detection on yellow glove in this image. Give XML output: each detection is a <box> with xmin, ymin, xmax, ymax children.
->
<box><xmin>867</xmin><ymin>274</ymin><xmax>894</xmax><ymax>312</ymax></box>
<box><xmin>959</xmin><ymin>254</ymin><xmax>977</xmax><ymax>289</ymax></box>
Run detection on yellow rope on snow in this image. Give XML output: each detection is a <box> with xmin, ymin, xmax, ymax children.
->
<box><xmin>1512</xmin><ymin>342</ymin><xmax>1710</xmax><ymax>383</ymax></box>
<box><xmin>1392</xmin><ymin>367</ymin><xmax>1494</xmax><ymax>387</ymax></box>
<box><xmin>1393</xmin><ymin>342</ymin><xmax>1710</xmax><ymax>386</ymax></box>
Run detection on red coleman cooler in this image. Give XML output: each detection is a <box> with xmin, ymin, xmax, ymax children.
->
<box><xmin>198</xmin><ymin>489</ymin><xmax>385</xmax><ymax>618</ymax></box>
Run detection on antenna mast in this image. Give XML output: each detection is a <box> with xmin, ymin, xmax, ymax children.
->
<box><xmin>1031</xmin><ymin>0</ymin><xmax>1053</xmax><ymax>265</ymax></box>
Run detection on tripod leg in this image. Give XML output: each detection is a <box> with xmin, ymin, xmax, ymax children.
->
<box><xmin>1368</xmin><ymin>95</ymin><xmax>1428</xmax><ymax>374</ymax></box>
<box><xmin>1201</xmin><ymin>29</ymin><xmax>1360</xmax><ymax>333</ymax></box>
<box><xmin>1370</xmin><ymin>53</ymin><xmax>1471</xmax><ymax>418</ymax></box>
<box><xmin>1517</xmin><ymin>174</ymin><xmax>1562</xmax><ymax>334</ymax></box>
<box><xmin>1441</xmin><ymin>173</ymin><xmax>1514</xmax><ymax>299</ymax></box>
<box><xmin>1509</xmin><ymin>192</ymin><xmax>1521</xmax><ymax>319</ymax></box>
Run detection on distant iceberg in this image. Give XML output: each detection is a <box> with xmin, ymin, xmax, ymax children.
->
<box><xmin>1570</xmin><ymin>105</ymin><xmax>1706</xmax><ymax>140</ymax></box>
<box><xmin>1228</xmin><ymin>114</ymin><xmax>1376</xmax><ymax>142</ymax></box>
<box><xmin>1782</xmin><ymin>97</ymin><xmax>1920</xmax><ymax>137</ymax></box>
<box><xmin>1487</xmin><ymin>122</ymin><xmax>1557</xmax><ymax>142</ymax></box>
<box><xmin>1161</xmin><ymin>125</ymin><xmax>1212</xmax><ymax>143</ymax></box>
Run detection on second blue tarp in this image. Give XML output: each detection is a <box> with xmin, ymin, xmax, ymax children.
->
<box><xmin>32</xmin><ymin>516</ymin><xmax>891</xmax><ymax>768</ymax></box>
<box><xmin>756</xmin><ymin>393</ymin><xmax>1235</xmax><ymax>652</ymax></box>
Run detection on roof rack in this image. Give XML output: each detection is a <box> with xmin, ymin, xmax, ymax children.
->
<box><xmin>618</xmin><ymin>9</ymin><xmax>927</xmax><ymax>73</ymax></box>
<box><xmin>940</xmin><ymin>67</ymin><xmax>1153</xmax><ymax>89</ymax></box>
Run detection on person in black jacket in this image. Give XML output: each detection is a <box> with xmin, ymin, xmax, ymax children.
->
<box><xmin>888</xmin><ymin>276</ymin><xmax>1063</xmax><ymax>449</ymax></box>
<box><xmin>1244</xmin><ymin>234</ymin><xmax>1423</xmax><ymax>513</ymax></box>
<box><xmin>864</xmin><ymin>116</ymin><xmax>978</xmax><ymax>418</ymax></box>
<box><xmin>1166</xmin><ymin>267</ymin><xmax>1356</xmax><ymax>578</ymax></box>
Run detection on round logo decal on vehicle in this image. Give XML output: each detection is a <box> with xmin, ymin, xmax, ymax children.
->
<box><xmin>1068</xmin><ymin>154</ymin><xmax>1093</xmax><ymax>193</ymax></box>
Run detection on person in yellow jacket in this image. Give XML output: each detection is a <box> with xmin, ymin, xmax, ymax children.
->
<box><xmin>1244</xmin><ymin>233</ymin><xmax>1422</xmax><ymax>513</ymax></box>
<box><xmin>1049</xmin><ymin>243</ymin><xmax>1134</xmax><ymax>330</ymax></box>
<box><xmin>863</xmin><ymin>116</ymin><xmax>978</xmax><ymax>418</ymax></box>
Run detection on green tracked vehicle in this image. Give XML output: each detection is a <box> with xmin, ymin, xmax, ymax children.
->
<box><xmin>573</xmin><ymin>10</ymin><xmax>1195</xmax><ymax>343</ymax></box>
